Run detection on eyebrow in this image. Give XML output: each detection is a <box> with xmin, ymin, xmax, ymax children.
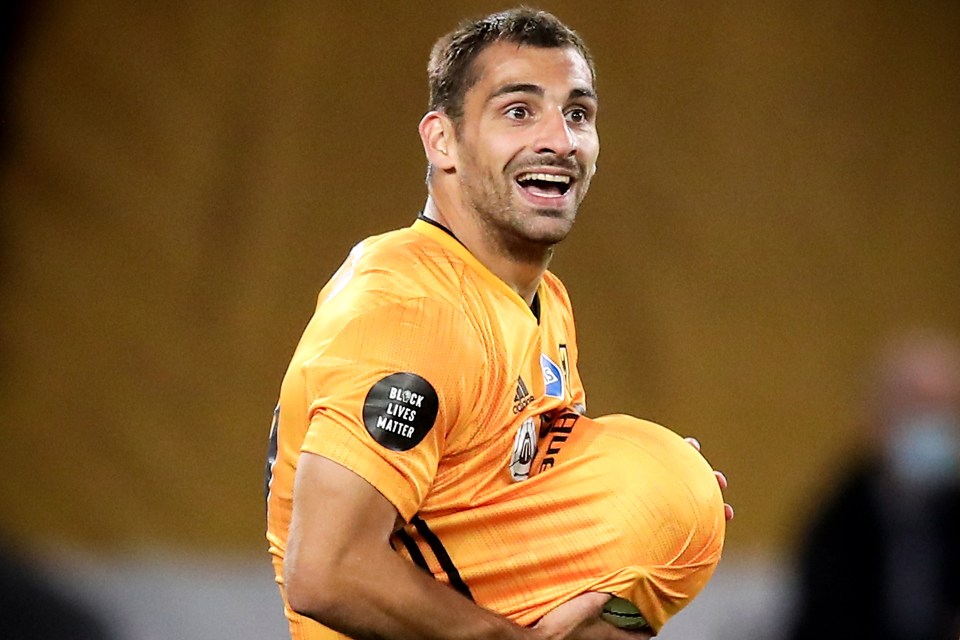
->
<box><xmin>488</xmin><ymin>83</ymin><xmax>598</xmax><ymax>103</ymax></box>
<box><xmin>570</xmin><ymin>87</ymin><xmax>598</xmax><ymax>102</ymax></box>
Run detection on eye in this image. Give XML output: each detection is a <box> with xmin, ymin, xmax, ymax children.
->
<box><xmin>506</xmin><ymin>105</ymin><xmax>529</xmax><ymax>120</ymax></box>
<box><xmin>567</xmin><ymin>107</ymin><xmax>589</xmax><ymax>123</ymax></box>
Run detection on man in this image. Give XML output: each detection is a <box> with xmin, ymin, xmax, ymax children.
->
<box><xmin>265</xmin><ymin>8</ymin><xmax>730</xmax><ymax>639</ymax></box>
<box><xmin>788</xmin><ymin>329</ymin><xmax>960</xmax><ymax>640</ymax></box>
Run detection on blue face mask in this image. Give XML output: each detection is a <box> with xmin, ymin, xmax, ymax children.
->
<box><xmin>887</xmin><ymin>411</ymin><xmax>960</xmax><ymax>490</ymax></box>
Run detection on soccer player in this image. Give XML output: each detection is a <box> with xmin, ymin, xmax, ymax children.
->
<box><xmin>265</xmin><ymin>8</ymin><xmax>731</xmax><ymax>640</ymax></box>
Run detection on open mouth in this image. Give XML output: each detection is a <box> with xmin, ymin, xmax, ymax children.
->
<box><xmin>515</xmin><ymin>171</ymin><xmax>573</xmax><ymax>199</ymax></box>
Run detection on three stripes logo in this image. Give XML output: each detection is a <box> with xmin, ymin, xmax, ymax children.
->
<box><xmin>512</xmin><ymin>376</ymin><xmax>534</xmax><ymax>414</ymax></box>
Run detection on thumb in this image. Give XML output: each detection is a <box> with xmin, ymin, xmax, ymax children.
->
<box><xmin>533</xmin><ymin>592</ymin><xmax>612</xmax><ymax>636</ymax></box>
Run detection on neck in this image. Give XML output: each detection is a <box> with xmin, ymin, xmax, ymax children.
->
<box><xmin>421</xmin><ymin>194</ymin><xmax>549</xmax><ymax>306</ymax></box>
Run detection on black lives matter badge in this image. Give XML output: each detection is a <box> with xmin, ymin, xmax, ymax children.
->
<box><xmin>362</xmin><ymin>372</ymin><xmax>439</xmax><ymax>451</ymax></box>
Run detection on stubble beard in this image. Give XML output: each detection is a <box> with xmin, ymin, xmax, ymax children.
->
<box><xmin>460</xmin><ymin>158</ymin><xmax>586</xmax><ymax>266</ymax></box>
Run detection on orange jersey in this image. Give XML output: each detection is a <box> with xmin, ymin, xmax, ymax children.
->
<box><xmin>266</xmin><ymin>218</ymin><xmax>585</xmax><ymax>638</ymax></box>
<box><xmin>394</xmin><ymin>412</ymin><xmax>726</xmax><ymax>633</ymax></box>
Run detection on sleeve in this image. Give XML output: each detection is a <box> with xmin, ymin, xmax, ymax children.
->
<box><xmin>299</xmin><ymin>295</ymin><xmax>482</xmax><ymax>521</ymax></box>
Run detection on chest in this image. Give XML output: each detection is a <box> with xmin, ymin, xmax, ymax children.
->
<box><xmin>426</xmin><ymin>291</ymin><xmax>579</xmax><ymax>502</ymax></box>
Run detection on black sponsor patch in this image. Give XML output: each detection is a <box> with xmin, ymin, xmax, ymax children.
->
<box><xmin>362</xmin><ymin>372</ymin><xmax>439</xmax><ymax>451</ymax></box>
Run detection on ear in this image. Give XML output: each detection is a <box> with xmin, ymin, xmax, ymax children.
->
<box><xmin>418</xmin><ymin>111</ymin><xmax>457</xmax><ymax>172</ymax></box>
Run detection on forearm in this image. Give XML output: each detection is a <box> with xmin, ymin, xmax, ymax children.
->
<box><xmin>288</xmin><ymin>543</ymin><xmax>530</xmax><ymax>640</ymax></box>
<box><xmin>285</xmin><ymin>454</ymin><xmax>533</xmax><ymax>640</ymax></box>
<box><xmin>285</xmin><ymin>454</ymin><xmax>644</xmax><ymax>640</ymax></box>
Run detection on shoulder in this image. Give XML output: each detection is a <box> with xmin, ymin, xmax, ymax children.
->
<box><xmin>541</xmin><ymin>270</ymin><xmax>573</xmax><ymax>307</ymax></box>
<box><xmin>540</xmin><ymin>270</ymin><xmax>577</xmax><ymax>328</ymax></box>
<box><xmin>313</xmin><ymin>226</ymin><xmax>464</xmax><ymax>318</ymax></box>
<box><xmin>307</xmin><ymin>229</ymin><xmax>481</xmax><ymax>350</ymax></box>
<box><xmin>352</xmin><ymin>226</ymin><xmax>468</xmax><ymax>298</ymax></box>
<box><xmin>801</xmin><ymin>459</ymin><xmax>882</xmax><ymax>544</ymax></box>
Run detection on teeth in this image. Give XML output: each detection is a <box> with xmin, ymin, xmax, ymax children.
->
<box><xmin>517</xmin><ymin>172</ymin><xmax>571</xmax><ymax>184</ymax></box>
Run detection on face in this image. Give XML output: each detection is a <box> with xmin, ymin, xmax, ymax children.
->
<box><xmin>452</xmin><ymin>42</ymin><xmax>600</xmax><ymax>260</ymax></box>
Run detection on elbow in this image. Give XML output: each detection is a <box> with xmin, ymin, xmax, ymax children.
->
<box><xmin>284</xmin><ymin>558</ymin><xmax>339</xmax><ymax>622</ymax></box>
<box><xmin>284</xmin><ymin>581</ymin><xmax>316</xmax><ymax>620</ymax></box>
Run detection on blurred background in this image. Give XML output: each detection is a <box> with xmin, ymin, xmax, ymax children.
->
<box><xmin>1</xmin><ymin>1</ymin><xmax>958</xmax><ymax>638</ymax></box>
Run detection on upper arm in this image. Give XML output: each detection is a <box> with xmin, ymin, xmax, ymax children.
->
<box><xmin>298</xmin><ymin>295</ymin><xmax>483</xmax><ymax>520</ymax></box>
<box><xmin>284</xmin><ymin>451</ymin><xmax>401</xmax><ymax>613</ymax></box>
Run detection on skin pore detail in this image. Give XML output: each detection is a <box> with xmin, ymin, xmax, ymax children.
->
<box><xmin>422</xmin><ymin>42</ymin><xmax>599</xmax><ymax>302</ymax></box>
<box><xmin>456</xmin><ymin>43</ymin><xmax>598</xmax><ymax>258</ymax></box>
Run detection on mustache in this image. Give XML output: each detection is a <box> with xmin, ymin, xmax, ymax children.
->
<box><xmin>507</xmin><ymin>155</ymin><xmax>584</xmax><ymax>178</ymax></box>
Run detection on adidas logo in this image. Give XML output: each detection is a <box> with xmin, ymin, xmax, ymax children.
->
<box><xmin>512</xmin><ymin>376</ymin><xmax>534</xmax><ymax>414</ymax></box>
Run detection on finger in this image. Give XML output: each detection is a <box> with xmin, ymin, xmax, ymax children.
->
<box><xmin>684</xmin><ymin>436</ymin><xmax>701</xmax><ymax>452</ymax></box>
<box><xmin>714</xmin><ymin>470</ymin><xmax>728</xmax><ymax>490</ymax></box>
<box><xmin>571</xmin><ymin>617</ymin><xmax>652</xmax><ymax>640</ymax></box>
<box><xmin>724</xmin><ymin>503</ymin><xmax>735</xmax><ymax>521</ymax></box>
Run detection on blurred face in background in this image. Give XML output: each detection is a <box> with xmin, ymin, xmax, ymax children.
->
<box><xmin>870</xmin><ymin>332</ymin><xmax>960</xmax><ymax>491</ymax></box>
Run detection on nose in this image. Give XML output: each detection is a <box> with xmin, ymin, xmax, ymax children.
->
<box><xmin>534</xmin><ymin>108</ymin><xmax>577</xmax><ymax>157</ymax></box>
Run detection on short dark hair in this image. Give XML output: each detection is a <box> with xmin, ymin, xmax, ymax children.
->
<box><xmin>427</xmin><ymin>7</ymin><xmax>596</xmax><ymax>122</ymax></box>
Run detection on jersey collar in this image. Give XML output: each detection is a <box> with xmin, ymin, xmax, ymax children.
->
<box><xmin>411</xmin><ymin>217</ymin><xmax>543</xmax><ymax>320</ymax></box>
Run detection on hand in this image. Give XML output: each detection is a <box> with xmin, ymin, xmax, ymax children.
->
<box><xmin>685</xmin><ymin>437</ymin><xmax>734</xmax><ymax>521</ymax></box>
<box><xmin>532</xmin><ymin>592</ymin><xmax>653</xmax><ymax>640</ymax></box>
